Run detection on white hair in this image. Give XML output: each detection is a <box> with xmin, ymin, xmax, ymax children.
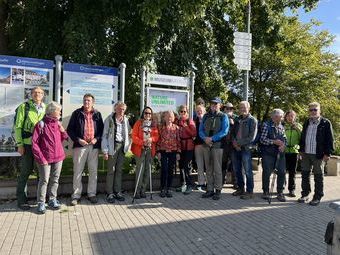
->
<box><xmin>46</xmin><ymin>101</ymin><xmax>62</xmax><ymax>115</ymax></box>
<box><xmin>271</xmin><ymin>108</ymin><xmax>284</xmax><ymax>117</ymax></box>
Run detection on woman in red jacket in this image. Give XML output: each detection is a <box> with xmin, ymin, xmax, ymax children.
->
<box><xmin>131</xmin><ymin>106</ymin><xmax>159</xmax><ymax>199</ymax></box>
<box><xmin>32</xmin><ymin>101</ymin><xmax>68</xmax><ymax>214</ymax></box>
<box><xmin>176</xmin><ymin>105</ymin><xmax>196</xmax><ymax>194</ymax></box>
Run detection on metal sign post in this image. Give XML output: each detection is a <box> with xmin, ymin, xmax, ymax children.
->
<box><xmin>119</xmin><ymin>63</ymin><xmax>126</xmax><ymax>102</ymax></box>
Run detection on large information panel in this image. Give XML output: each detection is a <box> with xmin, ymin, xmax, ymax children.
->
<box><xmin>0</xmin><ymin>55</ymin><xmax>53</xmax><ymax>156</ymax></box>
<box><xmin>146</xmin><ymin>87</ymin><xmax>189</xmax><ymax>114</ymax></box>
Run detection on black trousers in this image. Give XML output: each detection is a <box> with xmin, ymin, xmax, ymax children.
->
<box><xmin>285</xmin><ymin>153</ymin><xmax>298</xmax><ymax>192</ymax></box>
<box><xmin>179</xmin><ymin>150</ymin><xmax>194</xmax><ymax>187</ymax></box>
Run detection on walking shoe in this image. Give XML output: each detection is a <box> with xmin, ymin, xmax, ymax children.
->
<box><xmin>232</xmin><ymin>189</ymin><xmax>245</xmax><ymax>196</ymax></box>
<box><xmin>107</xmin><ymin>194</ymin><xmax>115</xmax><ymax>203</ymax></box>
<box><xmin>183</xmin><ymin>186</ymin><xmax>192</xmax><ymax>195</ymax></box>
<box><xmin>140</xmin><ymin>191</ymin><xmax>147</xmax><ymax>198</ymax></box>
<box><xmin>37</xmin><ymin>202</ymin><xmax>46</xmax><ymax>214</ymax></box>
<box><xmin>297</xmin><ymin>196</ymin><xmax>309</xmax><ymax>203</ymax></box>
<box><xmin>160</xmin><ymin>190</ymin><xmax>166</xmax><ymax>198</ymax></box>
<box><xmin>212</xmin><ymin>190</ymin><xmax>221</xmax><ymax>200</ymax></box>
<box><xmin>176</xmin><ymin>184</ymin><xmax>187</xmax><ymax>192</ymax></box>
<box><xmin>48</xmin><ymin>199</ymin><xmax>61</xmax><ymax>209</ymax></box>
<box><xmin>114</xmin><ymin>192</ymin><xmax>125</xmax><ymax>202</ymax></box>
<box><xmin>288</xmin><ymin>190</ymin><xmax>296</xmax><ymax>197</ymax></box>
<box><xmin>261</xmin><ymin>192</ymin><xmax>270</xmax><ymax>200</ymax></box>
<box><xmin>88</xmin><ymin>196</ymin><xmax>98</xmax><ymax>204</ymax></box>
<box><xmin>240</xmin><ymin>192</ymin><xmax>253</xmax><ymax>200</ymax></box>
<box><xmin>197</xmin><ymin>186</ymin><xmax>204</xmax><ymax>192</ymax></box>
<box><xmin>277</xmin><ymin>193</ymin><xmax>286</xmax><ymax>202</ymax></box>
<box><xmin>166</xmin><ymin>190</ymin><xmax>173</xmax><ymax>198</ymax></box>
<box><xmin>232</xmin><ymin>184</ymin><xmax>239</xmax><ymax>190</ymax></box>
<box><xmin>202</xmin><ymin>190</ymin><xmax>214</xmax><ymax>198</ymax></box>
<box><xmin>18</xmin><ymin>203</ymin><xmax>31</xmax><ymax>211</ymax></box>
<box><xmin>309</xmin><ymin>198</ymin><xmax>320</xmax><ymax>206</ymax></box>
<box><xmin>70</xmin><ymin>198</ymin><xmax>80</xmax><ymax>206</ymax></box>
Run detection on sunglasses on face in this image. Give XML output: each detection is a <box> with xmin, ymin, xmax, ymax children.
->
<box><xmin>309</xmin><ymin>108</ymin><xmax>318</xmax><ymax>112</ymax></box>
<box><xmin>180</xmin><ymin>110</ymin><xmax>187</xmax><ymax>113</ymax></box>
<box><xmin>144</xmin><ymin>112</ymin><xmax>152</xmax><ymax>115</ymax></box>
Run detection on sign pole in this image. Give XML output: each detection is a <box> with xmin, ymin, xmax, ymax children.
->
<box><xmin>189</xmin><ymin>71</ymin><xmax>195</xmax><ymax>119</ymax></box>
<box><xmin>119</xmin><ymin>63</ymin><xmax>126</xmax><ymax>102</ymax></box>
<box><xmin>54</xmin><ymin>55</ymin><xmax>62</xmax><ymax>104</ymax></box>
<box><xmin>243</xmin><ymin>0</ymin><xmax>251</xmax><ymax>101</ymax></box>
<box><xmin>140</xmin><ymin>66</ymin><xmax>146</xmax><ymax>114</ymax></box>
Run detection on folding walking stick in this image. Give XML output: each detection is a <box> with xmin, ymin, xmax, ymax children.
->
<box><xmin>132</xmin><ymin>149</ymin><xmax>147</xmax><ymax>204</ymax></box>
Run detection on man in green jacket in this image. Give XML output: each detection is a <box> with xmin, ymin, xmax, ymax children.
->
<box><xmin>14</xmin><ymin>86</ymin><xmax>46</xmax><ymax>210</ymax></box>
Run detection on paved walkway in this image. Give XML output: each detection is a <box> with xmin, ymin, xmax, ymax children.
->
<box><xmin>0</xmin><ymin>172</ymin><xmax>339</xmax><ymax>255</ymax></box>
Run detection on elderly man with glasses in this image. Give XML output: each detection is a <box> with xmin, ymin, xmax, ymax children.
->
<box><xmin>298</xmin><ymin>102</ymin><xmax>334</xmax><ymax>206</ymax></box>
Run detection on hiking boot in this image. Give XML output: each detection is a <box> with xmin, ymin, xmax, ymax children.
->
<box><xmin>48</xmin><ymin>199</ymin><xmax>61</xmax><ymax>209</ymax></box>
<box><xmin>232</xmin><ymin>184</ymin><xmax>239</xmax><ymax>190</ymax></box>
<box><xmin>212</xmin><ymin>190</ymin><xmax>221</xmax><ymax>200</ymax></box>
<box><xmin>309</xmin><ymin>198</ymin><xmax>320</xmax><ymax>206</ymax></box>
<box><xmin>176</xmin><ymin>184</ymin><xmax>187</xmax><ymax>192</ymax></box>
<box><xmin>18</xmin><ymin>203</ymin><xmax>31</xmax><ymax>211</ymax></box>
<box><xmin>288</xmin><ymin>190</ymin><xmax>296</xmax><ymax>197</ymax></box>
<box><xmin>277</xmin><ymin>193</ymin><xmax>286</xmax><ymax>202</ymax></box>
<box><xmin>261</xmin><ymin>192</ymin><xmax>270</xmax><ymax>200</ymax></box>
<box><xmin>297</xmin><ymin>196</ymin><xmax>309</xmax><ymax>203</ymax></box>
<box><xmin>183</xmin><ymin>186</ymin><xmax>193</xmax><ymax>195</ymax></box>
<box><xmin>140</xmin><ymin>191</ymin><xmax>147</xmax><ymax>198</ymax></box>
<box><xmin>232</xmin><ymin>189</ymin><xmax>245</xmax><ymax>196</ymax></box>
<box><xmin>114</xmin><ymin>192</ymin><xmax>125</xmax><ymax>202</ymax></box>
<box><xmin>37</xmin><ymin>202</ymin><xmax>46</xmax><ymax>214</ymax></box>
<box><xmin>240</xmin><ymin>192</ymin><xmax>253</xmax><ymax>200</ymax></box>
<box><xmin>201</xmin><ymin>190</ymin><xmax>214</xmax><ymax>198</ymax></box>
<box><xmin>88</xmin><ymin>196</ymin><xmax>98</xmax><ymax>204</ymax></box>
<box><xmin>160</xmin><ymin>190</ymin><xmax>166</xmax><ymax>198</ymax></box>
<box><xmin>107</xmin><ymin>194</ymin><xmax>115</xmax><ymax>203</ymax></box>
<box><xmin>166</xmin><ymin>190</ymin><xmax>173</xmax><ymax>198</ymax></box>
<box><xmin>70</xmin><ymin>198</ymin><xmax>80</xmax><ymax>206</ymax></box>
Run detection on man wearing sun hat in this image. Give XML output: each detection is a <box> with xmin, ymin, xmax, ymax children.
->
<box><xmin>199</xmin><ymin>97</ymin><xmax>229</xmax><ymax>200</ymax></box>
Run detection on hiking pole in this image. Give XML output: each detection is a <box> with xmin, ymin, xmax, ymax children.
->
<box><xmin>148</xmin><ymin>148</ymin><xmax>153</xmax><ymax>200</ymax></box>
<box><xmin>132</xmin><ymin>151</ymin><xmax>145</xmax><ymax>204</ymax></box>
<box><xmin>268</xmin><ymin>153</ymin><xmax>280</xmax><ymax>205</ymax></box>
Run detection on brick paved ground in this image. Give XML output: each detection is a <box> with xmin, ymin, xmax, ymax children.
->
<box><xmin>0</xmin><ymin>172</ymin><xmax>339</xmax><ymax>255</ymax></box>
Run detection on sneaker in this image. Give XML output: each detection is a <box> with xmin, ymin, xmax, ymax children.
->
<box><xmin>88</xmin><ymin>196</ymin><xmax>98</xmax><ymax>204</ymax></box>
<box><xmin>297</xmin><ymin>196</ymin><xmax>309</xmax><ymax>203</ymax></box>
<box><xmin>114</xmin><ymin>192</ymin><xmax>125</xmax><ymax>202</ymax></box>
<box><xmin>176</xmin><ymin>184</ymin><xmax>187</xmax><ymax>193</ymax></box>
<box><xmin>309</xmin><ymin>198</ymin><xmax>320</xmax><ymax>206</ymax></box>
<box><xmin>18</xmin><ymin>203</ymin><xmax>31</xmax><ymax>211</ymax></box>
<box><xmin>48</xmin><ymin>199</ymin><xmax>61</xmax><ymax>209</ymax></box>
<box><xmin>37</xmin><ymin>202</ymin><xmax>46</xmax><ymax>214</ymax></box>
<box><xmin>261</xmin><ymin>192</ymin><xmax>270</xmax><ymax>200</ymax></box>
<box><xmin>166</xmin><ymin>190</ymin><xmax>173</xmax><ymax>198</ymax></box>
<box><xmin>202</xmin><ymin>190</ymin><xmax>214</xmax><ymax>198</ymax></box>
<box><xmin>160</xmin><ymin>190</ymin><xmax>166</xmax><ymax>198</ymax></box>
<box><xmin>288</xmin><ymin>190</ymin><xmax>296</xmax><ymax>197</ymax></box>
<box><xmin>212</xmin><ymin>190</ymin><xmax>221</xmax><ymax>200</ymax></box>
<box><xmin>197</xmin><ymin>186</ymin><xmax>204</xmax><ymax>192</ymax></box>
<box><xmin>107</xmin><ymin>194</ymin><xmax>115</xmax><ymax>203</ymax></box>
<box><xmin>70</xmin><ymin>198</ymin><xmax>80</xmax><ymax>206</ymax></box>
<box><xmin>240</xmin><ymin>192</ymin><xmax>253</xmax><ymax>200</ymax></box>
<box><xmin>232</xmin><ymin>189</ymin><xmax>245</xmax><ymax>196</ymax></box>
<box><xmin>183</xmin><ymin>186</ymin><xmax>192</xmax><ymax>195</ymax></box>
<box><xmin>277</xmin><ymin>193</ymin><xmax>286</xmax><ymax>202</ymax></box>
<box><xmin>140</xmin><ymin>191</ymin><xmax>147</xmax><ymax>198</ymax></box>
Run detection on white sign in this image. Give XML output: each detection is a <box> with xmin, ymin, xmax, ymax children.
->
<box><xmin>233</xmin><ymin>45</ymin><xmax>251</xmax><ymax>53</ymax></box>
<box><xmin>233</xmin><ymin>32</ymin><xmax>252</xmax><ymax>40</ymax></box>
<box><xmin>147</xmin><ymin>73</ymin><xmax>189</xmax><ymax>87</ymax></box>
<box><xmin>233</xmin><ymin>51</ymin><xmax>251</xmax><ymax>59</ymax></box>
<box><xmin>233</xmin><ymin>38</ymin><xmax>252</xmax><ymax>46</ymax></box>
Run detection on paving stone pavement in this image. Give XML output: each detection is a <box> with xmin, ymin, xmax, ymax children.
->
<box><xmin>0</xmin><ymin>172</ymin><xmax>339</xmax><ymax>255</ymax></box>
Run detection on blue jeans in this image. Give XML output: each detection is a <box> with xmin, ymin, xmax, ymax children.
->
<box><xmin>232</xmin><ymin>149</ymin><xmax>254</xmax><ymax>193</ymax></box>
<box><xmin>261</xmin><ymin>152</ymin><xmax>286</xmax><ymax>193</ymax></box>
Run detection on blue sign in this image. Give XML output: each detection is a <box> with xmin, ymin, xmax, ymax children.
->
<box><xmin>63</xmin><ymin>63</ymin><xmax>118</xmax><ymax>76</ymax></box>
<box><xmin>0</xmin><ymin>55</ymin><xmax>53</xmax><ymax>69</ymax></box>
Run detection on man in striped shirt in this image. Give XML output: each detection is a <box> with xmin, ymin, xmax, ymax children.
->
<box><xmin>298</xmin><ymin>102</ymin><xmax>334</xmax><ymax>206</ymax></box>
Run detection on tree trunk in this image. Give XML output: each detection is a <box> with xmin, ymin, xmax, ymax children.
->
<box><xmin>0</xmin><ymin>0</ymin><xmax>9</xmax><ymax>54</ymax></box>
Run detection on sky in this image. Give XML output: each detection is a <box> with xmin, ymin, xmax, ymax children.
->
<box><xmin>292</xmin><ymin>0</ymin><xmax>340</xmax><ymax>55</ymax></box>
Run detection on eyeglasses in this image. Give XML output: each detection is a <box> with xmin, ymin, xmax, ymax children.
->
<box><xmin>309</xmin><ymin>108</ymin><xmax>318</xmax><ymax>112</ymax></box>
<box><xmin>144</xmin><ymin>112</ymin><xmax>152</xmax><ymax>115</ymax></box>
<box><xmin>180</xmin><ymin>110</ymin><xmax>187</xmax><ymax>113</ymax></box>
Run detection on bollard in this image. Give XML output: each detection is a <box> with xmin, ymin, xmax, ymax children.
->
<box><xmin>327</xmin><ymin>201</ymin><xmax>340</xmax><ymax>255</ymax></box>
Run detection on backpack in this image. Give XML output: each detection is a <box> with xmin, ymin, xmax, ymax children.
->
<box><xmin>12</xmin><ymin>101</ymin><xmax>30</xmax><ymax>140</ymax></box>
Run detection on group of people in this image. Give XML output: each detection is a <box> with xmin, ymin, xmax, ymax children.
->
<box><xmin>14</xmin><ymin>86</ymin><xmax>334</xmax><ymax>214</ymax></box>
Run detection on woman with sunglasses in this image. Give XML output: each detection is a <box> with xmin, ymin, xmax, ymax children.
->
<box><xmin>176</xmin><ymin>105</ymin><xmax>196</xmax><ymax>195</ymax></box>
<box><xmin>131</xmin><ymin>107</ymin><xmax>159</xmax><ymax>199</ymax></box>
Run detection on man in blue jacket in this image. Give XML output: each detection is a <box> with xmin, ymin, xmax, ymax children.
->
<box><xmin>199</xmin><ymin>97</ymin><xmax>229</xmax><ymax>200</ymax></box>
<box><xmin>298</xmin><ymin>102</ymin><xmax>334</xmax><ymax>206</ymax></box>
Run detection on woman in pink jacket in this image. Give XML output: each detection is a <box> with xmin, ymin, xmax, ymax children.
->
<box><xmin>32</xmin><ymin>101</ymin><xmax>68</xmax><ymax>214</ymax></box>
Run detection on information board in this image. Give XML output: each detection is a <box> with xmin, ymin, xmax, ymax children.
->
<box><xmin>0</xmin><ymin>55</ymin><xmax>53</xmax><ymax>156</ymax></box>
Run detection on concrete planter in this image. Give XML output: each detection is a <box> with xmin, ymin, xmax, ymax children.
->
<box><xmin>327</xmin><ymin>156</ymin><xmax>340</xmax><ymax>176</ymax></box>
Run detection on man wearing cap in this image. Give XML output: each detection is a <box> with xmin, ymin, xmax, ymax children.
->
<box><xmin>199</xmin><ymin>97</ymin><xmax>229</xmax><ymax>200</ymax></box>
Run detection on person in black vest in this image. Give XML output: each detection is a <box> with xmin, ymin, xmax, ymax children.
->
<box><xmin>259</xmin><ymin>109</ymin><xmax>287</xmax><ymax>202</ymax></box>
<box><xmin>199</xmin><ymin>97</ymin><xmax>229</xmax><ymax>200</ymax></box>
<box><xmin>298</xmin><ymin>102</ymin><xmax>334</xmax><ymax>206</ymax></box>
